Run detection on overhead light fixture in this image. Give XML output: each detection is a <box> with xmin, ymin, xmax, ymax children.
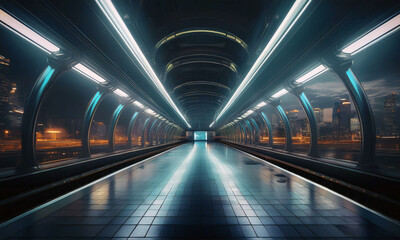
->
<box><xmin>145</xmin><ymin>108</ymin><xmax>155</xmax><ymax>115</ymax></box>
<box><xmin>133</xmin><ymin>100</ymin><xmax>144</xmax><ymax>108</ymax></box>
<box><xmin>213</xmin><ymin>0</ymin><xmax>311</xmax><ymax>123</ymax></box>
<box><xmin>209</xmin><ymin>121</ymin><xmax>215</xmax><ymax>128</ymax></box>
<box><xmin>295</xmin><ymin>64</ymin><xmax>328</xmax><ymax>84</ymax></box>
<box><xmin>271</xmin><ymin>88</ymin><xmax>288</xmax><ymax>99</ymax></box>
<box><xmin>114</xmin><ymin>88</ymin><xmax>128</xmax><ymax>98</ymax></box>
<box><xmin>0</xmin><ymin>9</ymin><xmax>60</xmax><ymax>53</ymax></box>
<box><xmin>246</xmin><ymin>110</ymin><xmax>254</xmax><ymax>114</ymax></box>
<box><xmin>256</xmin><ymin>101</ymin><xmax>267</xmax><ymax>109</ymax></box>
<box><xmin>342</xmin><ymin>13</ymin><xmax>400</xmax><ymax>55</ymax></box>
<box><xmin>73</xmin><ymin>63</ymin><xmax>107</xmax><ymax>84</ymax></box>
<box><xmin>96</xmin><ymin>0</ymin><xmax>190</xmax><ymax>128</ymax></box>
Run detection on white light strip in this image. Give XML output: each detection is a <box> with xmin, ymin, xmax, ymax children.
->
<box><xmin>209</xmin><ymin>121</ymin><xmax>215</xmax><ymax>128</ymax></box>
<box><xmin>133</xmin><ymin>100</ymin><xmax>144</xmax><ymax>108</ymax></box>
<box><xmin>145</xmin><ymin>108</ymin><xmax>155</xmax><ymax>115</ymax></box>
<box><xmin>271</xmin><ymin>88</ymin><xmax>288</xmax><ymax>99</ymax></box>
<box><xmin>0</xmin><ymin>9</ymin><xmax>60</xmax><ymax>53</ymax></box>
<box><xmin>342</xmin><ymin>14</ymin><xmax>400</xmax><ymax>55</ymax></box>
<box><xmin>214</xmin><ymin>0</ymin><xmax>311</xmax><ymax>123</ymax></box>
<box><xmin>295</xmin><ymin>64</ymin><xmax>328</xmax><ymax>84</ymax></box>
<box><xmin>96</xmin><ymin>0</ymin><xmax>190</xmax><ymax>128</ymax></box>
<box><xmin>73</xmin><ymin>63</ymin><xmax>107</xmax><ymax>84</ymax></box>
<box><xmin>256</xmin><ymin>101</ymin><xmax>267</xmax><ymax>108</ymax></box>
<box><xmin>113</xmin><ymin>88</ymin><xmax>128</xmax><ymax>98</ymax></box>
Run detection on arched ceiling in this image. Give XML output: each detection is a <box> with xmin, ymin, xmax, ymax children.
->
<box><xmin>117</xmin><ymin>0</ymin><xmax>268</xmax><ymax>129</ymax></box>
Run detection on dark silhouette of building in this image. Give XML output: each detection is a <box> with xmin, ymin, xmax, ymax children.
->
<box><xmin>332</xmin><ymin>98</ymin><xmax>351</xmax><ymax>140</ymax></box>
<box><xmin>383</xmin><ymin>92</ymin><xmax>397</xmax><ymax>136</ymax></box>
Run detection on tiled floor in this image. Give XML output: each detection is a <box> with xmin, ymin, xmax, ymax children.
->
<box><xmin>1</xmin><ymin>142</ymin><xmax>399</xmax><ymax>239</ymax></box>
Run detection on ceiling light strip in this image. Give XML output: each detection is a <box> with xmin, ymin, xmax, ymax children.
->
<box><xmin>96</xmin><ymin>0</ymin><xmax>190</xmax><ymax>128</ymax></box>
<box><xmin>0</xmin><ymin>8</ymin><xmax>60</xmax><ymax>53</ymax></box>
<box><xmin>342</xmin><ymin>13</ymin><xmax>400</xmax><ymax>55</ymax></box>
<box><xmin>214</xmin><ymin>0</ymin><xmax>311</xmax><ymax>124</ymax></box>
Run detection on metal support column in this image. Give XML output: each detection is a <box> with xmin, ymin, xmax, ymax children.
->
<box><xmin>127</xmin><ymin>111</ymin><xmax>140</xmax><ymax>148</ymax></box>
<box><xmin>324</xmin><ymin>54</ymin><xmax>376</xmax><ymax>168</ymax></box>
<box><xmin>293</xmin><ymin>89</ymin><xmax>319</xmax><ymax>157</ymax></box>
<box><xmin>82</xmin><ymin>91</ymin><xmax>107</xmax><ymax>156</ymax></box>
<box><xmin>250</xmin><ymin>118</ymin><xmax>260</xmax><ymax>144</ymax></box>
<box><xmin>260</xmin><ymin>112</ymin><xmax>273</xmax><ymax>147</ymax></box>
<box><xmin>154</xmin><ymin>121</ymin><xmax>164</xmax><ymax>144</ymax></box>
<box><xmin>238</xmin><ymin>122</ymin><xmax>246</xmax><ymax>143</ymax></box>
<box><xmin>148</xmin><ymin>119</ymin><xmax>158</xmax><ymax>146</ymax></box>
<box><xmin>271</xmin><ymin>102</ymin><xmax>292</xmax><ymax>151</ymax></box>
<box><xmin>20</xmin><ymin>54</ymin><xmax>77</xmax><ymax>169</ymax></box>
<box><xmin>108</xmin><ymin>104</ymin><xmax>124</xmax><ymax>152</ymax></box>
<box><xmin>141</xmin><ymin>117</ymin><xmax>151</xmax><ymax>147</ymax></box>
<box><xmin>245</xmin><ymin>120</ymin><xmax>253</xmax><ymax>144</ymax></box>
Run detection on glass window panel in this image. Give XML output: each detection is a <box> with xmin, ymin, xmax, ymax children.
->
<box><xmin>131</xmin><ymin>112</ymin><xmax>148</xmax><ymax>147</ymax></box>
<box><xmin>0</xmin><ymin>27</ymin><xmax>47</xmax><ymax>169</ymax></box>
<box><xmin>256</xmin><ymin>113</ymin><xmax>269</xmax><ymax>146</ymax></box>
<box><xmin>36</xmin><ymin>70</ymin><xmax>98</xmax><ymax>164</ymax></box>
<box><xmin>89</xmin><ymin>94</ymin><xmax>120</xmax><ymax>154</ymax></box>
<box><xmin>351</xmin><ymin>30</ymin><xmax>400</xmax><ymax>176</ymax></box>
<box><xmin>279</xmin><ymin>93</ymin><xmax>310</xmax><ymax>154</ymax></box>
<box><xmin>143</xmin><ymin>118</ymin><xmax>156</xmax><ymax>146</ymax></box>
<box><xmin>115</xmin><ymin>107</ymin><xmax>135</xmax><ymax>151</ymax></box>
<box><xmin>263</xmin><ymin>105</ymin><xmax>286</xmax><ymax>149</ymax></box>
<box><xmin>303</xmin><ymin>70</ymin><xmax>361</xmax><ymax>162</ymax></box>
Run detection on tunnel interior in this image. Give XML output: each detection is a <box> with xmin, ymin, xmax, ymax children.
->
<box><xmin>0</xmin><ymin>0</ymin><xmax>400</xmax><ymax>239</ymax></box>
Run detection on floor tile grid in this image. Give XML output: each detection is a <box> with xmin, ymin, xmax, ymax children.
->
<box><xmin>212</xmin><ymin>146</ymin><xmax>398</xmax><ymax>239</ymax></box>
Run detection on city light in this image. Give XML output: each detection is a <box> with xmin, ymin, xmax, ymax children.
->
<box><xmin>113</xmin><ymin>88</ymin><xmax>129</xmax><ymax>98</ymax></box>
<box><xmin>214</xmin><ymin>0</ymin><xmax>311</xmax><ymax>123</ymax></box>
<box><xmin>342</xmin><ymin>13</ymin><xmax>400</xmax><ymax>55</ymax></box>
<box><xmin>0</xmin><ymin>9</ymin><xmax>60</xmax><ymax>53</ymax></box>
<box><xmin>295</xmin><ymin>64</ymin><xmax>328</xmax><ymax>84</ymax></box>
<box><xmin>133</xmin><ymin>100</ymin><xmax>144</xmax><ymax>108</ymax></box>
<box><xmin>271</xmin><ymin>88</ymin><xmax>288</xmax><ymax>99</ymax></box>
<box><xmin>73</xmin><ymin>63</ymin><xmax>107</xmax><ymax>84</ymax></box>
<box><xmin>96</xmin><ymin>0</ymin><xmax>191</xmax><ymax>128</ymax></box>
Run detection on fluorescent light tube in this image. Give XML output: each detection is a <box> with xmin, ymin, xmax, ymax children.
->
<box><xmin>114</xmin><ymin>88</ymin><xmax>128</xmax><ymax>98</ymax></box>
<box><xmin>96</xmin><ymin>0</ymin><xmax>190</xmax><ymax>128</ymax></box>
<box><xmin>295</xmin><ymin>64</ymin><xmax>327</xmax><ymax>84</ymax></box>
<box><xmin>145</xmin><ymin>109</ymin><xmax>155</xmax><ymax>115</ymax></box>
<box><xmin>271</xmin><ymin>89</ymin><xmax>288</xmax><ymax>99</ymax></box>
<box><xmin>0</xmin><ymin>9</ymin><xmax>60</xmax><ymax>53</ymax></box>
<box><xmin>209</xmin><ymin>122</ymin><xmax>215</xmax><ymax>128</ymax></box>
<box><xmin>73</xmin><ymin>63</ymin><xmax>107</xmax><ymax>84</ymax></box>
<box><xmin>214</xmin><ymin>0</ymin><xmax>311</xmax><ymax>123</ymax></box>
<box><xmin>256</xmin><ymin>101</ymin><xmax>267</xmax><ymax>108</ymax></box>
<box><xmin>133</xmin><ymin>100</ymin><xmax>144</xmax><ymax>108</ymax></box>
<box><xmin>342</xmin><ymin>14</ymin><xmax>400</xmax><ymax>55</ymax></box>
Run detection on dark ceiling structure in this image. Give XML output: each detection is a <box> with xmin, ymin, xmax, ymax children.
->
<box><xmin>4</xmin><ymin>0</ymin><xmax>399</xmax><ymax>130</ymax></box>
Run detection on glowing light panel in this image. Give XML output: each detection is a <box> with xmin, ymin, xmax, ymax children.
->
<box><xmin>342</xmin><ymin>14</ymin><xmax>400</xmax><ymax>55</ymax></box>
<box><xmin>73</xmin><ymin>63</ymin><xmax>107</xmax><ymax>84</ymax></box>
<box><xmin>271</xmin><ymin>88</ymin><xmax>288</xmax><ymax>99</ymax></box>
<box><xmin>295</xmin><ymin>64</ymin><xmax>328</xmax><ymax>84</ymax></box>
<box><xmin>0</xmin><ymin>9</ymin><xmax>60</xmax><ymax>53</ymax></box>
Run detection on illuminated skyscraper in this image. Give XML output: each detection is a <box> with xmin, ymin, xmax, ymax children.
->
<box><xmin>0</xmin><ymin>55</ymin><xmax>11</xmax><ymax>132</ymax></box>
<box><xmin>383</xmin><ymin>93</ymin><xmax>397</xmax><ymax>136</ymax></box>
<box><xmin>332</xmin><ymin>98</ymin><xmax>351</xmax><ymax>139</ymax></box>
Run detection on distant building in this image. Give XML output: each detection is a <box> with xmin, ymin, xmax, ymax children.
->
<box><xmin>0</xmin><ymin>55</ymin><xmax>11</xmax><ymax>134</ymax></box>
<box><xmin>383</xmin><ymin>93</ymin><xmax>397</xmax><ymax>136</ymax></box>
<box><xmin>332</xmin><ymin>98</ymin><xmax>351</xmax><ymax>140</ymax></box>
<box><xmin>314</xmin><ymin>108</ymin><xmax>323</xmax><ymax>124</ymax></box>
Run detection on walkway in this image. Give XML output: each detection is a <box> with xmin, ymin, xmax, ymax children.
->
<box><xmin>1</xmin><ymin>142</ymin><xmax>399</xmax><ymax>239</ymax></box>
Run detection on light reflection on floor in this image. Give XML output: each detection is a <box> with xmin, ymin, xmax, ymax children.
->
<box><xmin>1</xmin><ymin>142</ymin><xmax>399</xmax><ymax>239</ymax></box>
